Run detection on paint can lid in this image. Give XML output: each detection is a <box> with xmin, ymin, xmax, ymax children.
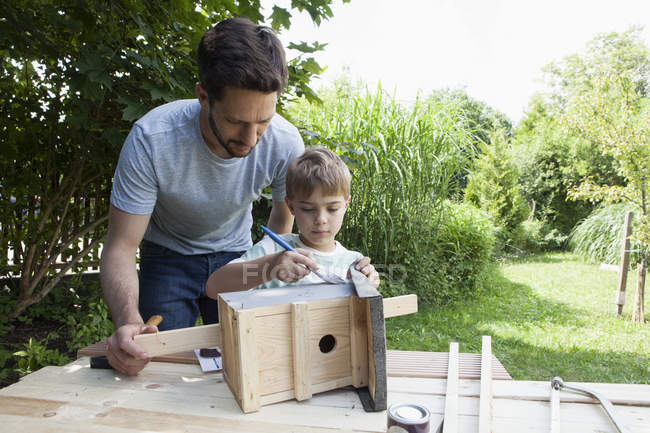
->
<box><xmin>387</xmin><ymin>403</ymin><xmax>430</xmax><ymax>424</ymax></box>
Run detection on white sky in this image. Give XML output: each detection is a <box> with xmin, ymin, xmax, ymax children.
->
<box><xmin>264</xmin><ymin>0</ymin><xmax>650</xmax><ymax>123</ymax></box>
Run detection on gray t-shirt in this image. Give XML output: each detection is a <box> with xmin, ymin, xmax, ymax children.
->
<box><xmin>110</xmin><ymin>99</ymin><xmax>304</xmax><ymax>254</ymax></box>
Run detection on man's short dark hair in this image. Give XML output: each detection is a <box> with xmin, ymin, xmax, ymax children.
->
<box><xmin>198</xmin><ymin>17</ymin><xmax>288</xmax><ymax>101</ymax></box>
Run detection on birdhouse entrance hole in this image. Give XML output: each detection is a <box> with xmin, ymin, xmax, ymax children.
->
<box><xmin>319</xmin><ymin>334</ymin><xmax>336</xmax><ymax>353</ymax></box>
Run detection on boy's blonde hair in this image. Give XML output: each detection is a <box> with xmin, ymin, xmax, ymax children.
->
<box><xmin>286</xmin><ymin>148</ymin><xmax>351</xmax><ymax>200</ymax></box>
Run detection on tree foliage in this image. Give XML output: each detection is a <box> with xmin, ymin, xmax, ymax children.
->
<box><xmin>557</xmin><ymin>27</ymin><xmax>649</xmax><ymax>322</ymax></box>
<box><xmin>513</xmin><ymin>96</ymin><xmax>623</xmax><ymax>234</ymax></box>
<box><xmin>465</xmin><ymin>129</ymin><xmax>529</xmax><ymax>252</ymax></box>
<box><xmin>0</xmin><ymin>0</ymin><xmax>348</xmax><ymax>319</ymax></box>
<box><xmin>427</xmin><ymin>88</ymin><xmax>513</xmax><ymax>144</ymax></box>
<box><xmin>514</xmin><ymin>27</ymin><xmax>647</xmax><ymax>239</ymax></box>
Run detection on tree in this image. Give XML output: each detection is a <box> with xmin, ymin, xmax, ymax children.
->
<box><xmin>560</xmin><ymin>28</ymin><xmax>649</xmax><ymax>323</ymax></box>
<box><xmin>464</xmin><ymin>129</ymin><xmax>529</xmax><ymax>252</ymax></box>
<box><xmin>513</xmin><ymin>95</ymin><xmax>623</xmax><ymax>235</ymax></box>
<box><xmin>427</xmin><ymin>88</ymin><xmax>513</xmax><ymax>144</ymax></box>
<box><xmin>0</xmin><ymin>0</ymin><xmax>348</xmax><ymax>319</ymax></box>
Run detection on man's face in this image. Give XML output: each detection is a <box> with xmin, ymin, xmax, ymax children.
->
<box><xmin>196</xmin><ymin>85</ymin><xmax>277</xmax><ymax>159</ymax></box>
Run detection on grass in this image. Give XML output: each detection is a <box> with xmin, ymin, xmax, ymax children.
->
<box><xmin>386</xmin><ymin>251</ymin><xmax>650</xmax><ymax>384</ymax></box>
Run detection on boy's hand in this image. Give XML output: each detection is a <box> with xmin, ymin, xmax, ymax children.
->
<box><xmin>272</xmin><ymin>249</ymin><xmax>319</xmax><ymax>283</ymax></box>
<box><xmin>353</xmin><ymin>256</ymin><xmax>380</xmax><ymax>288</ymax></box>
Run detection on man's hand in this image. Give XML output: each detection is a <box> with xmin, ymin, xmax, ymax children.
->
<box><xmin>353</xmin><ymin>256</ymin><xmax>380</xmax><ymax>288</ymax></box>
<box><xmin>272</xmin><ymin>249</ymin><xmax>318</xmax><ymax>283</ymax></box>
<box><xmin>105</xmin><ymin>323</ymin><xmax>159</xmax><ymax>376</ymax></box>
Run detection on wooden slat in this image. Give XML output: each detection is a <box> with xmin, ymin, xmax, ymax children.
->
<box><xmin>133</xmin><ymin>323</ymin><xmax>221</xmax><ymax>358</ymax></box>
<box><xmin>443</xmin><ymin>342</ymin><xmax>459</xmax><ymax>433</ymax></box>
<box><xmin>349</xmin><ymin>296</ymin><xmax>368</xmax><ymax>387</ymax></box>
<box><xmin>309</xmin><ymin>305</ymin><xmax>352</xmax><ymax>386</ymax></box>
<box><xmin>236</xmin><ymin>309</ymin><xmax>260</xmax><ymax>413</ymax></box>
<box><xmin>256</xmin><ymin>312</ymin><xmax>293</xmax><ymax>395</ymax></box>
<box><xmin>219</xmin><ymin>298</ymin><xmax>240</xmax><ymax>404</ymax></box>
<box><xmin>383</xmin><ymin>294</ymin><xmax>418</xmax><ymax>318</ymax></box>
<box><xmin>386</xmin><ymin>351</ymin><xmax>512</xmax><ymax>380</ymax></box>
<box><xmin>291</xmin><ymin>302</ymin><xmax>311</xmax><ymax>401</ymax></box>
<box><xmin>478</xmin><ymin>336</ymin><xmax>492</xmax><ymax>433</ymax></box>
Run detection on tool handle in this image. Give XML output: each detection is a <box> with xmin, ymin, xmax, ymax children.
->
<box><xmin>145</xmin><ymin>315</ymin><xmax>163</xmax><ymax>327</ymax></box>
<box><xmin>90</xmin><ymin>315</ymin><xmax>163</xmax><ymax>369</ymax></box>
<box><xmin>260</xmin><ymin>225</ymin><xmax>296</xmax><ymax>252</ymax></box>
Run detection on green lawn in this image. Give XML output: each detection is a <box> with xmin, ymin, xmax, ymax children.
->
<box><xmin>386</xmin><ymin>252</ymin><xmax>650</xmax><ymax>384</ymax></box>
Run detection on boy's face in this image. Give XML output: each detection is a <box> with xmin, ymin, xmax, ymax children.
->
<box><xmin>286</xmin><ymin>188</ymin><xmax>350</xmax><ymax>252</ymax></box>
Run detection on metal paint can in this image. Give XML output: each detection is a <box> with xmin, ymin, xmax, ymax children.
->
<box><xmin>386</xmin><ymin>403</ymin><xmax>430</xmax><ymax>433</ymax></box>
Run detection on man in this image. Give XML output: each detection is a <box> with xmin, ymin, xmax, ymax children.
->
<box><xmin>100</xmin><ymin>17</ymin><xmax>377</xmax><ymax>376</ymax></box>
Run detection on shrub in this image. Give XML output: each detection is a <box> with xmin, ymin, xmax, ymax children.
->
<box><xmin>12</xmin><ymin>337</ymin><xmax>71</xmax><ymax>377</ymax></box>
<box><xmin>362</xmin><ymin>201</ymin><xmax>495</xmax><ymax>304</ymax></box>
<box><xmin>509</xmin><ymin>219</ymin><xmax>568</xmax><ymax>254</ymax></box>
<box><xmin>570</xmin><ymin>203</ymin><xmax>643</xmax><ymax>266</ymax></box>
<box><xmin>414</xmin><ymin>201</ymin><xmax>495</xmax><ymax>304</ymax></box>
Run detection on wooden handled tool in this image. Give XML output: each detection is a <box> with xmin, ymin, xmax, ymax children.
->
<box><xmin>90</xmin><ymin>315</ymin><xmax>163</xmax><ymax>369</ymax></box>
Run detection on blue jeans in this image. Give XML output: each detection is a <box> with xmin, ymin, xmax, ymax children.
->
<box><xmin>138</xmin><ymin>240</ymin><xmax>244</xmax><ymax>331</ymax></box>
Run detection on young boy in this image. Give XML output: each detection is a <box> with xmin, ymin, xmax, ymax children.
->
<box><xmin>205</xmin><ymin>148</ymin><xmax>378</xmax><ymax>296</ymax></box>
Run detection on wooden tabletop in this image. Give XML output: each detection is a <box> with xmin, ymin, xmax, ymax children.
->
<box><xmin>1</xmin><ymin>356</ymin><xmax>649</xmax><ymax>432</ymax></box>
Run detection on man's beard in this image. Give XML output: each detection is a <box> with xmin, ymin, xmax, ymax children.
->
<box><xmin>208</xmin><ymin>104</ymin><xmax>253</xmax><ymax>158</ymax></box>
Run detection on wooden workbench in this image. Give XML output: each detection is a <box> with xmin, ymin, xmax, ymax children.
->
<box><xmin>2</xmin><ymin>355</ymin><xmax>649</xmax><ymax>432</ymax></box>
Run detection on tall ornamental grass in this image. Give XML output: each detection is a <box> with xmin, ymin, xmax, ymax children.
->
<box><xmin>569</xmin><ymin>203</ymin><xmax>643</xmax><ymax>266</ymax></box>
<box><xmin>289</xmin><ymin>84</ymin><xmax>494</xmax><ymax>304</ymax></box>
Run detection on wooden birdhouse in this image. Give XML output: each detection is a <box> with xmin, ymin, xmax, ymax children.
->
<box><xmin>134</xmin><ymin>280</ymin><xmax>417</xmax><ymax>413</ymax></box>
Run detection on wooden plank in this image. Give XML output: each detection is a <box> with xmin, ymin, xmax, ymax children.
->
<box><xmin>383</xmin><ymin>294</ymin><xmax>418</xmax><ymax>318</ymax></box>
<box><xmin>310</xmin><ymin>305</ymin><xmax>352</xmax><ymax>386</ymax></box>
<box><xmin>260</xmin><ymin>376</ymin><xmax>354</xmax><ymax>407</ymax></box>
<box><xmin>443</xmin><ymin>342</ymin><xmax>459</xmax><ymax>433</ymax></box>
<box><xmin>365</xmin><ymin>295</ymin><xmax>387</xmax><ymax>411</ymax></box>
<box><xmin>349</xmin><ymin>297</ymin><xmax>369</xmax><ymax>388</ymax></box>
<box><xmin>478</xmin><ymin>335</ymin><xmax>492</xmax><ymax>433</ymax></box>
<box><xmin>291</xmin><ymin>302</ymin><xmax>312</xmax><ymax>401</ymax></box>
<box><xmin>133</xmin><ymin>323</ymin><xmax>221</xmax><ymax>358</ymax></box>
<box><xmin>219</xmin><ymin>298</ymin><xmax>240</xmax><ymax>404</ymax></box>
<box><xmin>235</xmin><ymin>309</ymin><xmax>260</xmax><ymax>413</ymax></box>
<box><xmin>256</xmin><ymin>312</ymin><xmax>293</xmax><ymax>395</ymax></box>
<box><xmin>387</xmin><ymin>351</ymin><xmax>512</xmax><ymax>380</ymax></box>
<box><xmin>77</xmin><ymin>341</ymin><xmax>198</xmax><ymax>364</ymax></box>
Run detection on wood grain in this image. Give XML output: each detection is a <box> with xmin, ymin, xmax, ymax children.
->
<box><xmin>291</xmin><ymin>302</ymin><xmax>312</xmax><ymax>401</ymax></box>
<box><xmin>443</xmin><ymin>342</ymin><xmax>459</xmax><ymax>433</ymax></box>
<box><xmin>478</xmin><ymin>336</ymin><xmax>493</xmax><ymax>433</ymax></box>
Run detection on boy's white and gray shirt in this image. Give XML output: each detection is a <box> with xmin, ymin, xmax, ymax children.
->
<box><xmin>228</xmin><ymin>233</ymin><xmax>363</xmax><ymax>290</ymax></box>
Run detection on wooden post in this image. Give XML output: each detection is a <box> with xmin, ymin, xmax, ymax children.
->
<box><xmin>615</xmin><ymin>211</ymin><xmax>633</xmax><ymax>315</ymax></box>
<box><xmin>632</xmin><ymin>257</ymin><xmax>646</xmax><ymax>323</ymax></box>
<box><xmin>291</xmin><ymin>302</ymin><xmax>311</xmax><ymax>401</ymax></box>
